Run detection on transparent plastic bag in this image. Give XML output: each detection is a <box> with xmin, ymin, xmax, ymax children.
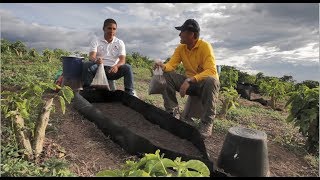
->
<box><xmin>90</xmin><ymin>64</ymin><xmax>110</xmax><ymax>90</ymax></box>
<box><xmin>148</xmin><ymin>67</ymin><xmax>167</xmax><ymax>94</ymax></box>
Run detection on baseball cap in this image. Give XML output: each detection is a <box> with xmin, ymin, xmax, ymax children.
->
<box><xmin>175</xmin><ymin>19</ymin><xmax>200</xmax><ymax>32</ymax></box>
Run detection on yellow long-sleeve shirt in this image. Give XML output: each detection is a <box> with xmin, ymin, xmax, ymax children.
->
<box><xmin>163</xmin><ymin>39</ymin><xmax>219</xmax><ymax>82</ymax></box>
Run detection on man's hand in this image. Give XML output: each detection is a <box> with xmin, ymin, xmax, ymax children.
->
<box><xmin>96</xmin><ymin>57</ymin><xmax>103</xmax><ymax>64</ymax></box>
<box><xmin>153</xmin><ymin>60</ymin><xmax>165</xmax><ymax>70</ymax></box>
<box><xmin>108</xmin><ymin>65</ymin><xmax>119</xmax><ymax>74</ymax></box>
<box><xmin>179</xmin><ymin>80</ymin><xmax>190</xmax><ymax>97</ymax></box>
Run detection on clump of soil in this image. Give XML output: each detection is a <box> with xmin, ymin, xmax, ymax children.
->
<box><xmin>92</xmin><ymin>102</ymin><xmax>203</xmax><ymax>158</ymax></box>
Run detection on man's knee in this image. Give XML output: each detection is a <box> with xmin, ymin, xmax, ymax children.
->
<box><xmin>120</xmin><ymin>64</ymin><xmax>132</xmax><ymax>72</ymax></box>
<box><xmin>163</xmin><ymin>71</ymin><xmax>175</xmax><ymax>80</ymax></box>
<box><xmin>204</xmin><ymin>76</ymin><xmax>220</xmax><ymax>91</ymax></box>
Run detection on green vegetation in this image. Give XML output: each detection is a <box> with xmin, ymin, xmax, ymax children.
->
<box><xmin>1</xmin><ymin>39</ymin><xmax>318</xmax><ymax>176</ymax></box>
<box><xmin>285</xmin><ymin>85</ymin><xmax>319</xmax><ymax>154</ymax></box>
<box><xmin>96</xmin><ymin>150</ymin><xmax>210</xmax><ymax>177</ymax></box>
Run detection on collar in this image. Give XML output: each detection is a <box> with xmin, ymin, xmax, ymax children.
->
<box><xmin>184</xmin><ymin>39</ymin><xmax>201</xmax><ymax>51</ymax></box>
<box><xmin>100</xmin><ymin>36</ymin><xmax>116</xmax><ymax>44</ymax></box>
<box><xmin>193</xmin><ymin>39</ymin><xmax>201</xmax><ymax>49</ymax></box>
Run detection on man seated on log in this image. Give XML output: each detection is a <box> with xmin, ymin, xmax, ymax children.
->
<box><xmin>82</xmin><ymin>18</ymin><xmax>137</xmax><ymax>97</ymax></box>
<box><xmin>153</xmin><ymin>19</ymin><xmax>220</xmax><ymax>138</ymax></box>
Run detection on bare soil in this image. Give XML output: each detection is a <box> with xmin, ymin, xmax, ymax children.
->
<box><xmin>92</xmin><ymin>102</ymin><xmax>203</xmax><ymax>158</ymax></box>
<box><xmin>46</xmin><ymin>93</ymin><xmax>318</xmax><ymax>177</ymax></box>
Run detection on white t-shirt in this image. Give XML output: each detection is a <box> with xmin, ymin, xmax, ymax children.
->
<box><xmin>89</xmin><ymin>36</ymin><xmax>126</xmax><ymax>67</ymax></box>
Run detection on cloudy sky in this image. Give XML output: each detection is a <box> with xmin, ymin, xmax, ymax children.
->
<box><xmin>1</xmin><ymin>3</ymin><xmax>319</xmax><ymax>82</ymax></box>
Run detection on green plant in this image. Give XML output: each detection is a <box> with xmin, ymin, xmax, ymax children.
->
<box><xmin>96</xmin><ymin>150</ymin><xmax>210</xmax><ymax>177</ymax></box>
<box><xmin>285</xmin><ymin>85</ymin><xmax>319</xmax><ymax>154</ymax></box>
<box><xmin>219</xmin><ymin>87</ymin><xmax>240</xmax><ymax>119</ymax></box>
<box><xmin>1</xmin><ymin>80</ymin><xmax>74</xmax><ymax>160</ymax></box>
<box><xmin>259</xmin><ymin>78</ymin><xmax>287</xmax><ymax>110</ymax></box>
<box><xmin>220</xmin><ymin>66</ymin><xmax>238</xmax><ymax>88</ymax></box>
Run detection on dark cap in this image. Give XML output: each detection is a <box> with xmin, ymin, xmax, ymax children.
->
<box><xmin>175</xmin><ymin>19</ymin><xmax>200</xmax><ymax>32</ymax></box>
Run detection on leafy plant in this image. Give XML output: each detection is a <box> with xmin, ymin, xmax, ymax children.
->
<box><xmin>219</xmin><ymin>66</ymin><xmax>238</xmax><ymax>88</ymax></box>
<box><xmin>96</xmin><ymin>150</ymin><xmax>210</xmax><ymax>177</ymax></box>
<box><xmin>259</xmin><ymin>78</ymin><xmax>287</xmax><ymax>110</ymax></box>
<box><xmin>285</xmin><ymin>85</ymin><xmax>319</xmax><ymax>154</ymax></box>
<box><xmin>1</xmin><ymin>80</ymin><xmax>74</xmax><ymax>160</ymax></box>
<box><xmin>219</xmin><ymin>87</ymin><xmax>240</xmax><ymax>119</ymax></box>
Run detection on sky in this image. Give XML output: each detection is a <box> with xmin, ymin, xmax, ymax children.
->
<box><xmin>0</xmin><ymin>3</ymin><xmax>319</xmax><ymax>82</ymax></box>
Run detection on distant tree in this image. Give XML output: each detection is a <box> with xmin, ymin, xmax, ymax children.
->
<box><xmin>1</xmin><ymin>39</ymin><xmax>12</xmax><ymax>54</ymax></box>
<box><xmin>295</xmin><ymin>80</ymin><xmax>319</xmax><ymax>90</ymax></box>
<box><xmin>280</xmin><ymin>75</ymin><xmax>295</xmax><ymax>83</ymax></box>
<box><xmin>259</xmin><ymin>78</ymin><xmax>287</xmax><ymax>110</ymax></box>
<box><xmin>220</xmin><ymin>66</ymin><xmax>239</xmax><ymax>88</ymax></box>
<box><xmin>255</xmin><ymin>72</ymin><xmax>264</xmax><ymax>85</ymax></box>
<box><xmin>238</xmin><ymin>71</ymin><xmax>256</xmax><ymax>84</ymax></box>
<box><xmin>42</xmin><ymin>48</ymin><xmax>54</xmax><ymax>62</ymax></box>
<box><xmin>29</xmin><ymin>48</ymin><xmax>39</xmax><ymax>58</ymax></box>
<box><xmin>10</xmin><ymin>41</ymin><xmax>27</xmax><ymax>57</ymax></box>
<box><xmin>80</xmin><ymin>53</ymin><xmax>88</xmax><ymax>60</ymax></box>
<box><xmin>54</xmin><ymin>48</ymin><xmax>71</xmax><ymax>59</ymax></box>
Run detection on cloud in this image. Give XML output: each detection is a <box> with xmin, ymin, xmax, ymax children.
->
<box><xmin>0</xmin><ymin>10</ymin><xmax>94</xmax><ymax>53</ymax></box>
<box><xmin>102</xmin><ymin>6</ymin><xmax>123</xmax><ymax>14</ymax></box>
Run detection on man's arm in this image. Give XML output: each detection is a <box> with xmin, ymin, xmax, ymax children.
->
<box><xmin>109</xmin><ymin>55</ymin><xmax>125</xmax><ymax>74</ymax></box>
<box><xmin>89</xmin><ymin>51</ymin><xmax>97</xmax><ymax>62</ymax></box>
<box><xmin>89</xmin><ymin>51</ymin><xmax>103</xmax><ymax>64</ymax></box>
<box><xmin>193</xmin><ymin>43</ymin><xmax>218</xmax><ymax>81</ymax></box>
<box><xmin>115</xmin><ymin>55</ymin><xmax>126</xmax><ymax>68</ymax></box>
<box><xmin>163</xmin><ymin>46</ymin><xmax>182</xmax><ymax>72</ymax></box>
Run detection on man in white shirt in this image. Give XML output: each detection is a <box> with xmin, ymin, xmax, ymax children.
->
<box><xmin>82</xmin><ymin>18</ymin><xmax>136</xmax><ymax>96</ymax></box>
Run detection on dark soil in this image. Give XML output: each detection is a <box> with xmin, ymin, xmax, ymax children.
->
<box><xmin>92</xmin><ymin>102</ymin><xmax>203</xmax><ymax>158</ymax></box>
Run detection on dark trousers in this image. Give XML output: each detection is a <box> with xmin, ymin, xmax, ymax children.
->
<box><xmin>82</xmin><ymin>61</ymin><xmax>135</xmax><ymax>95</ymax></box>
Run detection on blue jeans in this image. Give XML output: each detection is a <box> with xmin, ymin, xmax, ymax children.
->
<box><xmin>82</xmin><ymin>61</ymin><xmax>135</xmax><ymax>95</ymax></box>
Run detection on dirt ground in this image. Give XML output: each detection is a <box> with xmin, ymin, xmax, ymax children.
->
<box><xmin>46</xmin><ymin>93</ymin><xmax>318</xmax><ymax>177</ymax></box>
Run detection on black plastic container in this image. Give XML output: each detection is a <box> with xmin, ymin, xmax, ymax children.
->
<box><xmin>61</xmin><ymin>56</ymin><xmax>84</xmax><ymax>78</ymax></box>
<box><xmin>217</xmin><ymin>126</ymin><xmax>269</xmax><ymax>177</ymax></box>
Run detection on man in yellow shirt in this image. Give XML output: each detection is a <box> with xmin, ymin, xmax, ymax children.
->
<box><xmin>154</xmin><ymin>19</ymin><xmax>220</xmax><ymax>138</ymax></box>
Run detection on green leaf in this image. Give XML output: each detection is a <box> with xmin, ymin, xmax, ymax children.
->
<box><xmin>61</xmin><ymin>86</ymin><xmax>74</xmax><ymax>104</ymax></box>
<box><xmin>128</xmin><ymin>170</ymin><xmax>150</xmax><ymax>177</ymax></box>
<box><xmin>5</xmin><ymin>110</ymin><xmax>18</xmax><ymax>118</ymax></box>
<box><xmin>96</xmin><ymin>170</ymin><xmax>123</xmax><ymax>177</ymax></box>
<box><xmin>33</xmin><ymin>85</ymin><xmax>43</xmax><ymax>97</ymax></box>
<box><xmin>183</xmin><ymin>170</ymin><xmax>204</xmax><ymax>177</ymax></box>
<box><xmin>185</xmin><ymin>160</ymin><xmax>210</xmax><ymax>177</ymax></box>
<box><xmin>59</xmin><ymin>96</ymin><xmax>66</xmax><ymax>114</ymax></box>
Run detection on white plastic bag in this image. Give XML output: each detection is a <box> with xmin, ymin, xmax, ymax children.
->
<box><xmin>90</xmin><ymin>64</ymin><xmax>110</xmax><ymax>90</ymax></box>
<box><xmin>148</xmin><ymin>67</ymin><xmax>167</xmax><ymax>94</ymax></box>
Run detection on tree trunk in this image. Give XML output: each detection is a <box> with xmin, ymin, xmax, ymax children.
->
<box><xmin>13</xmin><ymin>115</ymin><xmax>33</xmax><ymax>160</ymax></box>
<box><xmin>220</xmin><ymin>100</ymin><xmax>230</xmax><ymax>119</ymax></box>
<box><xmin>14</xmin><ymin>49</ymin><xmax>20</xmax><ymax>56</ymax></box>
<box><xmin>32</xmin><ymin>98</ymin><xmax>54</xmax><ymax>159</ymax></box>
<box><xmin>271</xmin><ymin>96</ymin><xmax>276</xmax><ymax>110</ymax></box>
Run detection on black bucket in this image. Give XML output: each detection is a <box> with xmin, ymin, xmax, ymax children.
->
<box><xmin>217</xmin><ymin>126</ymin><xmax>269</xmax><ymax>177</ymax></box>
<box><xmin>61</xmin><ymin>56</ymin><xmax>84</xmax><ymax>78</ymax></box>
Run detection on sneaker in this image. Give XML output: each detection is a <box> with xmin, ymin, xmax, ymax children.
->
<box><xmin>127</xmin><ymin>90</ymin><xmax>139</xmax><ymax>98</ymax></box>
<box><xmin>169</xmin><ymin>108</ymin><xmax>180</xmax><ymax>119</ymax></box>
<box><xmin>180</xmin><ymin>116</ymin><xmax>196</xmax><ymax>127</ymax></box>
<box><xmin>198</xmin><ymin>122</ymin><xmax>213</xmax><ymax>138</ymax></box>
<box><xmin>133</xmin><ymin>90</ymin><xmax>139</xmax><ymax>98</ymax></box>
